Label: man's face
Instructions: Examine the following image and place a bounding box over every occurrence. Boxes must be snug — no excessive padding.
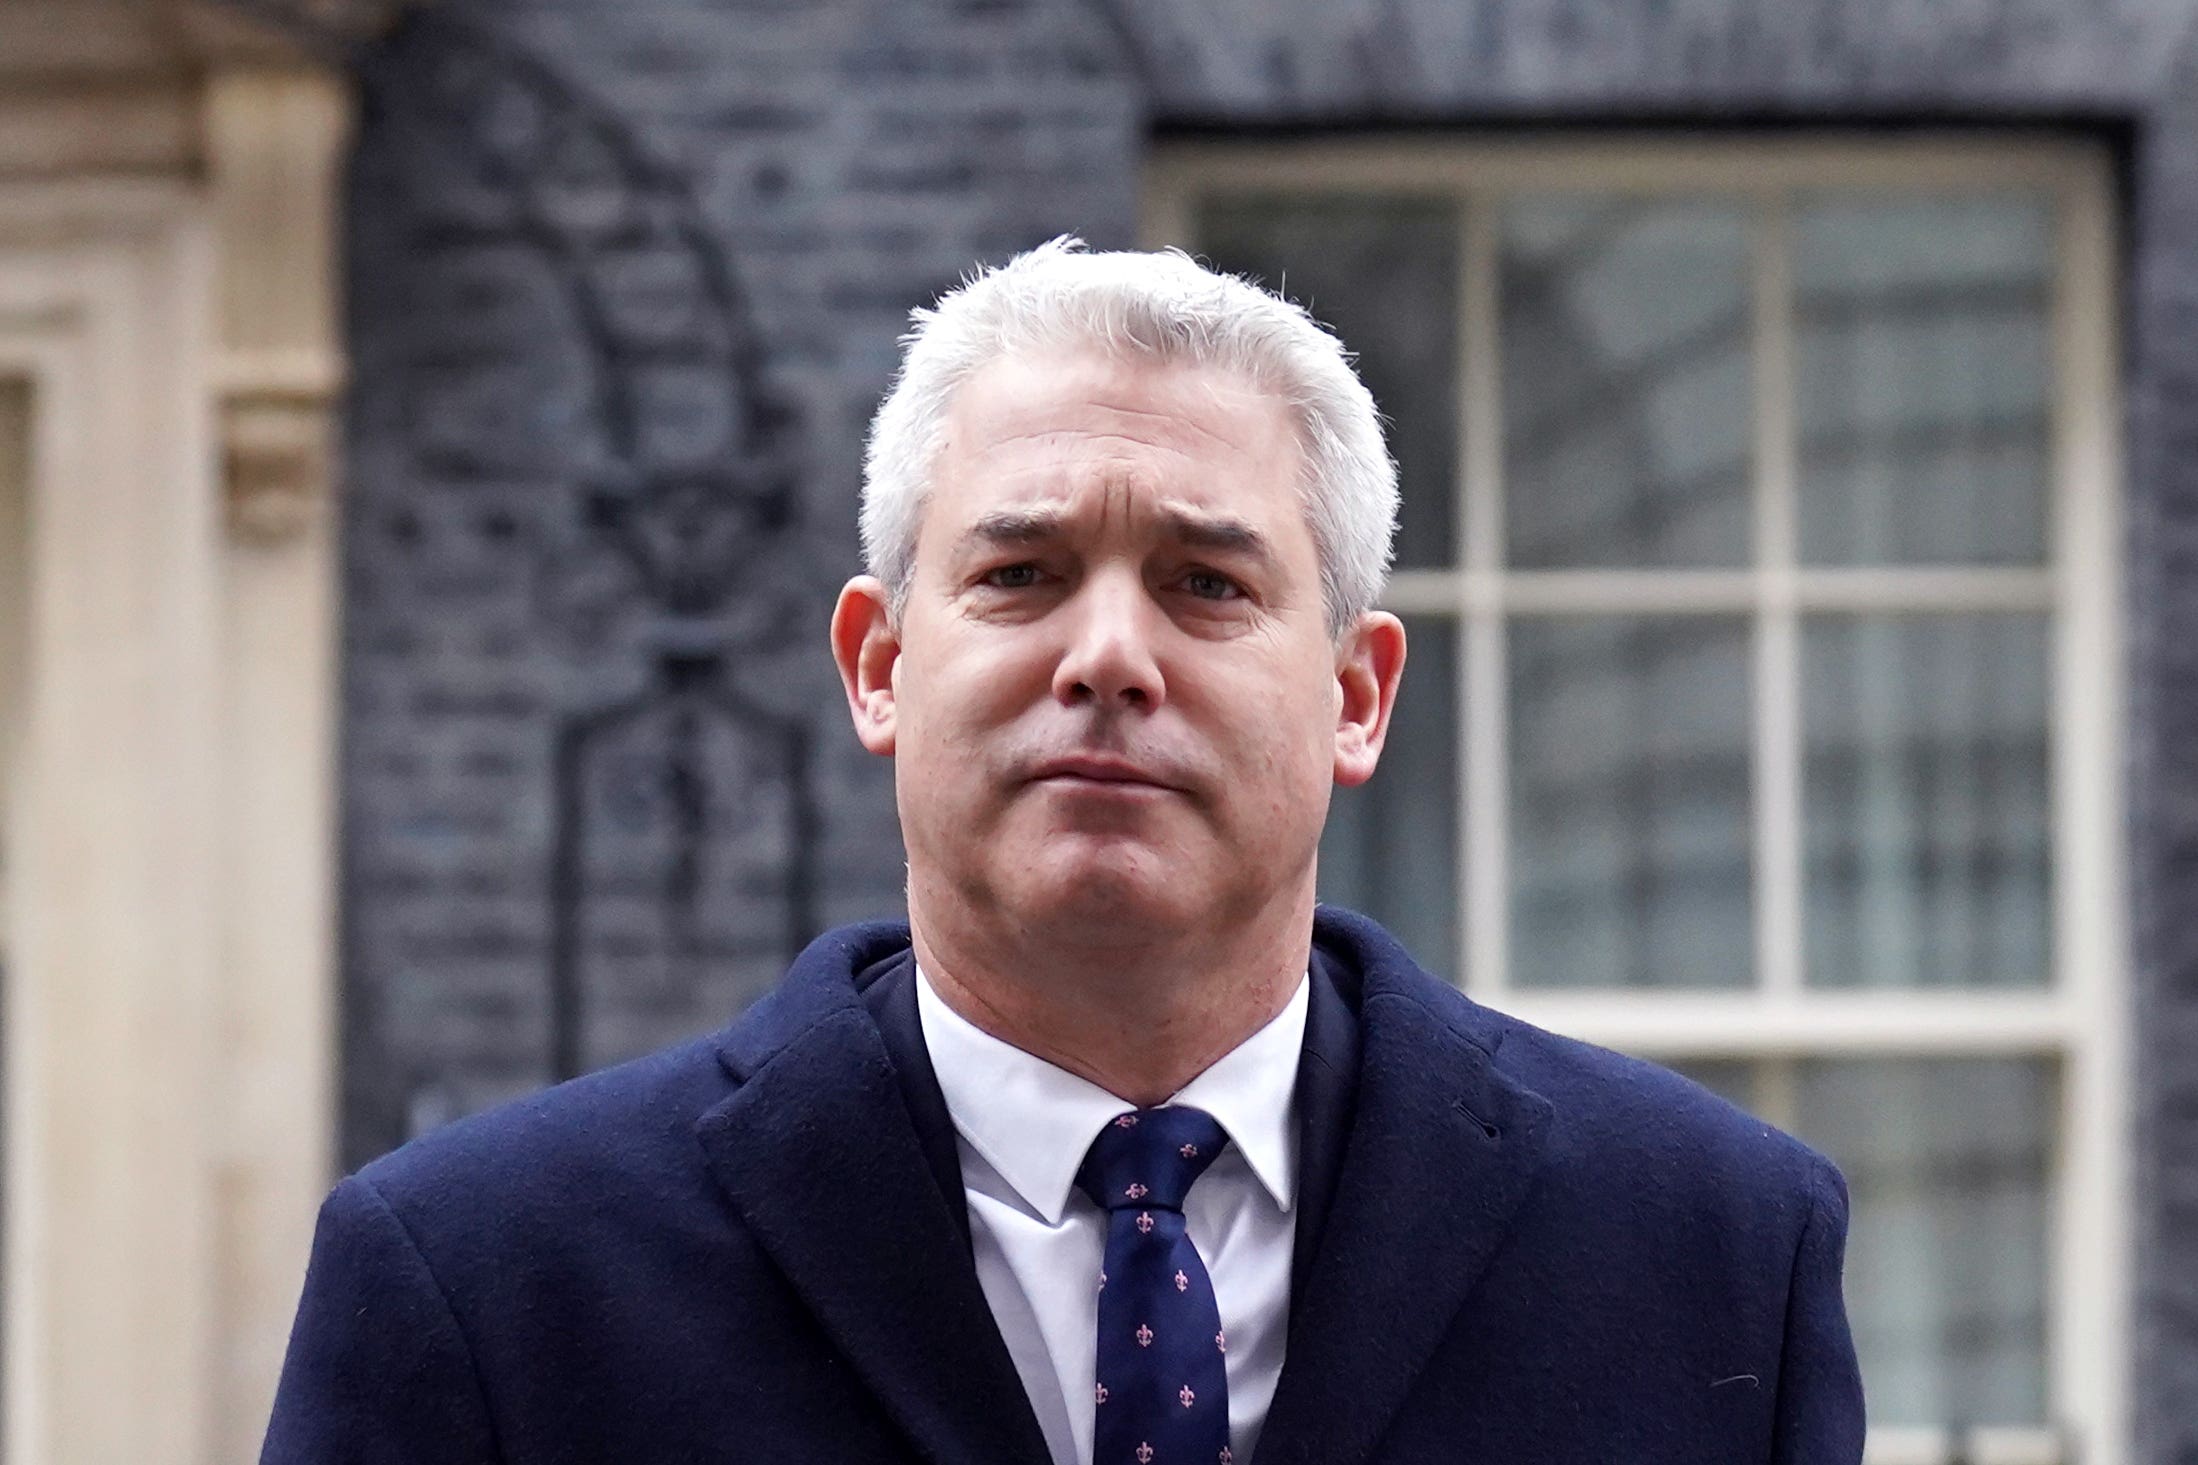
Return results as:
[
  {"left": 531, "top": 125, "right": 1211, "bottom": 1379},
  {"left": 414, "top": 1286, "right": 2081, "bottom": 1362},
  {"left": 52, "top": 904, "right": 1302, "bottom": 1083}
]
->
[{"left": 835, "top": 348, "right": 1402, "bottom": 946}]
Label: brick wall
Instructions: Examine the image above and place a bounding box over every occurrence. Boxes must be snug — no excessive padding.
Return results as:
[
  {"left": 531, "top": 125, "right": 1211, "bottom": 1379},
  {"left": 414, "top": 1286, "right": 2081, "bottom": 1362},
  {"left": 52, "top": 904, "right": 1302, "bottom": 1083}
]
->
[{"left": 339, "top": 0, "right": 1139, "bottom": 1156}]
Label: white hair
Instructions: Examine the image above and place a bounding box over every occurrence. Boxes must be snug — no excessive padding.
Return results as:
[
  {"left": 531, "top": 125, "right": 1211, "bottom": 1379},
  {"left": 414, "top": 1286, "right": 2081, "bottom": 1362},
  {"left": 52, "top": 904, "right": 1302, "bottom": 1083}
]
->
[{"left": 860, "top": 236, "right": 1398, "bottom": 637}]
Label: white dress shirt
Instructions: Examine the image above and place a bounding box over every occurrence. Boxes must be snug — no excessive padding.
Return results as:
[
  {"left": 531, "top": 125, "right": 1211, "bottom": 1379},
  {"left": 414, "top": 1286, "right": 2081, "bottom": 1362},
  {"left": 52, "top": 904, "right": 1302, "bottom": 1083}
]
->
[{"left": 915, "top": 966, "right": 1308, "bottom": 1465}]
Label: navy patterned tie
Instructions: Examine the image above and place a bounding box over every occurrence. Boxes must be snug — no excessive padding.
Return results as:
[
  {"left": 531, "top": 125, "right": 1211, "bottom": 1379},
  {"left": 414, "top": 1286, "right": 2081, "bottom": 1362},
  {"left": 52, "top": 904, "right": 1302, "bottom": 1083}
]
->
[{"left": 1076, "top": 1106, "right": 1233, "bottom": 1465}]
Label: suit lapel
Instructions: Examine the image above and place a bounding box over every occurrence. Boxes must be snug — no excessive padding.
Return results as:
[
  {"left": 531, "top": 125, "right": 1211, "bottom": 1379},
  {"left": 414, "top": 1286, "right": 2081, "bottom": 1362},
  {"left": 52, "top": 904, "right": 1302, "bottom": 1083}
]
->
[
  {"left": 1256, "top": 940, "right": 1554, "bottom": 1465},
  {"left": 695, "top": 946, "right": 1050, "bottom": 1465}
]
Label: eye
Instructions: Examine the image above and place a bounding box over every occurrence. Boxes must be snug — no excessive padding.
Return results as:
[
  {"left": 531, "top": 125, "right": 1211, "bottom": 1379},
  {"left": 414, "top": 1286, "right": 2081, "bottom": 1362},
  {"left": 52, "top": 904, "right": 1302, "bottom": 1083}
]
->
[
  {"left": 1182, "top": 569, "right": 1243, "bottom": 601},
  {"left": 982, "top": 562, "right": 1044, "bottom": 589}
]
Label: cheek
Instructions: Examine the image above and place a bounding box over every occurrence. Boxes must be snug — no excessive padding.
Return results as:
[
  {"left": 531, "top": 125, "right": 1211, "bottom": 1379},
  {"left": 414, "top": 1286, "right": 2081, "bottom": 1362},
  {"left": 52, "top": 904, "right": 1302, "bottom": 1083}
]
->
[
  {"left": 895, "top": 634, "right": 1046, "bottom": 767},
  {"left": 1214, "top": 680, "right": 1337, "bottom": 821}
]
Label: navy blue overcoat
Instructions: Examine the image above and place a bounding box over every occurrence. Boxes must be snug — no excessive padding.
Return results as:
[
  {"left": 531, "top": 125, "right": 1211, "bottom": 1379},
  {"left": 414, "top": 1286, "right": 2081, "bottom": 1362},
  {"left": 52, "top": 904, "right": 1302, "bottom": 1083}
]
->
[{"left": 263, "top": 907, "right": 1864, "bottom": 1463}]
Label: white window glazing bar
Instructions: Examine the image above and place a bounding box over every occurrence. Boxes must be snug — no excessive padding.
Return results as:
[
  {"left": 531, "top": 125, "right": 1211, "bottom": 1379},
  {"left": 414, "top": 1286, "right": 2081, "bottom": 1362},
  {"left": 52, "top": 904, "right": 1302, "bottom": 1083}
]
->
[
  {"left": 1444, "top": 196, "right": 1478, "bottom": 993},
  {"left": 1460, "top": 194, "right": 1507, "bottom": 999},
  {"left": 1753, "top": 190, "right": 1804, "bottom": 1002},
  {"left": 1499, "top": 989, "right": 2076, "bottom": 1057},
  {"left": 1784, "top": 569, "right": 2057, "bottom": 610},
  {"left": 1390, "top": 567, "right": 2056, "bottom": 617},
  {"left": 1863, "top": 1424, "right": 2070, "bottom": 1465},
  {"left": 1391, "top": 568, "right": 2058, "bottom": 619},
  {"left": 1378, "top": 570, "right": 1465, "bottom": 617}
]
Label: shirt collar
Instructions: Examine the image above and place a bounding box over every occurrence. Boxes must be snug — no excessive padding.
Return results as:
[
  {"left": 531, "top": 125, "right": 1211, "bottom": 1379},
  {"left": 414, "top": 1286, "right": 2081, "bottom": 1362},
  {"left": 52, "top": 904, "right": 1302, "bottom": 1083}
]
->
[{"left": 914, "top": 963, "right": 1308, "bottom": 1227}]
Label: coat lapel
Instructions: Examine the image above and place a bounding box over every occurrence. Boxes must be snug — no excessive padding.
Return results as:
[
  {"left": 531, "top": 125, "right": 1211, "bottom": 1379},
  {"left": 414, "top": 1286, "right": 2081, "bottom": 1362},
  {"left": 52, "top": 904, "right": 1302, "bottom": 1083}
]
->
[
  {"left": 1255, "top": 915, "right": 1555, "bottom": 1465},
  {"left": 694, "top": 926, "right": 1051, "bottom": 1465},
  {"left": 1287, "top": 952, "right": 1360, "bottom": 1305},
  {"left": 859, "top": 950, "right": 973, "bottom": 1252}
]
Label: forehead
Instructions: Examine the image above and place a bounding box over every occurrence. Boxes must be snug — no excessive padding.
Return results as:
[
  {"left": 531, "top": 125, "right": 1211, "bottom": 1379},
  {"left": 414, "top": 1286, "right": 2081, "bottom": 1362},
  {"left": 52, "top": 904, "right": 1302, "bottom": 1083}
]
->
[{"left": 929, "top": 349, "right": 1305, "bottom": 528}]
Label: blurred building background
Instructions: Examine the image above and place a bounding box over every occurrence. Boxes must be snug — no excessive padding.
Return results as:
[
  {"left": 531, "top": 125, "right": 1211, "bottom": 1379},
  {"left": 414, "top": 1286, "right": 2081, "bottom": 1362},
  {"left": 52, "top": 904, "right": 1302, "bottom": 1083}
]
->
[{"left": 2, "top": 0, "right": 2196, "bottom": 1461}]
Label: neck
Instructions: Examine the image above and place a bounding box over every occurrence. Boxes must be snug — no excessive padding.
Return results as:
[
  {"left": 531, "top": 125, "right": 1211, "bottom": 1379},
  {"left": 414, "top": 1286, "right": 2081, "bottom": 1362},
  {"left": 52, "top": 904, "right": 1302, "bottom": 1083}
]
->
[{"left": 908, "top": 881, "right": 1313, "bottom": 1108}]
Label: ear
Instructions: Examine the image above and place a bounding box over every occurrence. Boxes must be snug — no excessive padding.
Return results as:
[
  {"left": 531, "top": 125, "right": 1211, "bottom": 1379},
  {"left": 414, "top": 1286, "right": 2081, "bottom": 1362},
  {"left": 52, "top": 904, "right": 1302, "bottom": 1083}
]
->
[
  {"left": 831, "top": 575, "right": 901, "bottom": 757},
  {"left": 1333, "top": 611, "right": 1406, "bottom": 788}
]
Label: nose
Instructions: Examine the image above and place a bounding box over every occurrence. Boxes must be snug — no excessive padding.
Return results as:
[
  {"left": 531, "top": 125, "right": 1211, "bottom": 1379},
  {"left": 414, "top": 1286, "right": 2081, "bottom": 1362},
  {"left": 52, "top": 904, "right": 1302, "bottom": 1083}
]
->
[{"left": 1052, "top": 569, "right": 1166, "bottom": 712}]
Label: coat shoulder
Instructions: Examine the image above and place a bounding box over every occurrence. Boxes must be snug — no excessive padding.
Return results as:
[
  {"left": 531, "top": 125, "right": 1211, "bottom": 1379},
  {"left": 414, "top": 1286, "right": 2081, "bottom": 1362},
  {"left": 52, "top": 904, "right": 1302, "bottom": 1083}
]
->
[
  {"left": 342, "top": 920, "right": 912, "bottom": 1240},
  {"left": 351, "top": 1030, "right": 737, "bottom": 1228},
  {"left": 1471, "top": 994, "right": 1838, "bottom": 1215},
  {"left": 1319, "top": 904, "right": 1837, "bottom": 1215}
]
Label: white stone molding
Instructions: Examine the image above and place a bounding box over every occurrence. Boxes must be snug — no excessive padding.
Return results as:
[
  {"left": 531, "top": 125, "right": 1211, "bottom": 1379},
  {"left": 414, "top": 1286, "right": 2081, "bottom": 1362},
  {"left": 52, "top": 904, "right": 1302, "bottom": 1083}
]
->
[
  {"left": 0, "top": 38, "right": 353, "bottom": 1465},
  {"left": 202, "top": 67, "right": 348, "bottom": 1465},
  {"left": 0, "top": 178, "right": 225, "bottom": 1465}
]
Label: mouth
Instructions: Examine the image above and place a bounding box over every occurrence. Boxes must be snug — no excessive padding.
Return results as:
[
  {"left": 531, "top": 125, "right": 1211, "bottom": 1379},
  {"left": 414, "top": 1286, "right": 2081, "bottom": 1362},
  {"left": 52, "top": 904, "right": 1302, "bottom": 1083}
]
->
[{"left": 1029, "top": 756, "right": 1180, "bottom": 792}]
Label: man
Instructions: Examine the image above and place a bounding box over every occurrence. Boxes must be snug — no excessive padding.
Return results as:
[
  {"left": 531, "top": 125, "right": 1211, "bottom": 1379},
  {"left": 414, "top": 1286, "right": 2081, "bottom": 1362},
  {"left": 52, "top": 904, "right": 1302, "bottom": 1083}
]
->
[{"left": 263, "top": 239, "right": 1864, "bottom": 1464}]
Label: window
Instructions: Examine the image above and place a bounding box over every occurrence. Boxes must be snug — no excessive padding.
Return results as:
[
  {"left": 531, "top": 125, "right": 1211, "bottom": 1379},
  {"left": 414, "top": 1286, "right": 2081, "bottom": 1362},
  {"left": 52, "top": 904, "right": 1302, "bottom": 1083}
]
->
[{"left": 1149, "top": 138, "right": 2127, "bottom": 1465}]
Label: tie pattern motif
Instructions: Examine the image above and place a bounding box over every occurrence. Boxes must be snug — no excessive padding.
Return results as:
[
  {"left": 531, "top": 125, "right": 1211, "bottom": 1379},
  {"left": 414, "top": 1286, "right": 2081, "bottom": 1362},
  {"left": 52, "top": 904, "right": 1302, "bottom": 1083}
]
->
[{"left": 1077, "top": 1106, "right": 1232, "bottom": 1465}]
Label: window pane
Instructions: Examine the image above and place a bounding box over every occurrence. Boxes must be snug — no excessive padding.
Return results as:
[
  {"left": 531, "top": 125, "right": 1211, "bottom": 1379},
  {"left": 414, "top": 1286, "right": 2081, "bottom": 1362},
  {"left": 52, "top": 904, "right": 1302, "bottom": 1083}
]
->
[
  {"left": 1510, "top": 616, "right": 1752, "bottom": 988},
  {"left": 1320, "top": 616, "right": 1458, "bottom": 979},
  {"left": 1803, "top": 613, "right": 2051, "bottom": 989},
  {"left": 1795, "top": 195, "right": 2053, "bottom": 566},
  {"left": 1501, "top": 199, "right": 1752, "bottom": 569},
  {"left": 1797, "top": 1057, "right": 2054, "bottom": 1427},
  {"left": 1195, "top": 194, "right": 1460, "bottom": 568}
]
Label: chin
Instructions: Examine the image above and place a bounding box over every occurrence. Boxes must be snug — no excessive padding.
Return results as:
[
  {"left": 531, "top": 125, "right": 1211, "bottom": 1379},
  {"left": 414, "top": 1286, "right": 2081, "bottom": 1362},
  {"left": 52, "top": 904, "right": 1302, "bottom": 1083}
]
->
[{"left": 1003, "top": 848, "right": 1206, "bottom": 941}]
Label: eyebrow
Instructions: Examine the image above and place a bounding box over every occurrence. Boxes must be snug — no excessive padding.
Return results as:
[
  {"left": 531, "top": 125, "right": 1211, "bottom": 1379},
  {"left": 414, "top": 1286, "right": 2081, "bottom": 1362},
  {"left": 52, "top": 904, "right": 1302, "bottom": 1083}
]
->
[
  {"left": 955, "top": 506, "right": 1281, "bottom": 570},
  {"left": 957, "top": 508, "right": 1067, "bottom": 552}
]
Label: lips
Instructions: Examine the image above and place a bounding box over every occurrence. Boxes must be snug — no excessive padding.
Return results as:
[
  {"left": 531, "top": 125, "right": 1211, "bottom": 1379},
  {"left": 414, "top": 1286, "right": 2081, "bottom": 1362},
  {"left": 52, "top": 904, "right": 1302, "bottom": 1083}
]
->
[{"left": 1029, "top": 755, "right": 1178, "bottom": 790}]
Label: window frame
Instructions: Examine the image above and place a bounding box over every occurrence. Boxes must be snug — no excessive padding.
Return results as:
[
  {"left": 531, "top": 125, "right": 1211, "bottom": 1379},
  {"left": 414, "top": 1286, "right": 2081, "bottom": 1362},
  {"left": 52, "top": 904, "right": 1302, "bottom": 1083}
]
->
[{"left": 1146, "top": 136, "right": 2129, "bottom": 1465}]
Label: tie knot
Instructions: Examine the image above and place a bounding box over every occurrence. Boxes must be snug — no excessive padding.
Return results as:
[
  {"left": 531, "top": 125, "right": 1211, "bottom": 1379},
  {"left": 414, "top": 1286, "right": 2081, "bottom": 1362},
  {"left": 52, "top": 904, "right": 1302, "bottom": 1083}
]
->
[{"left": 1074, "top": 1105, "right": 1230, "bottom": 1213}]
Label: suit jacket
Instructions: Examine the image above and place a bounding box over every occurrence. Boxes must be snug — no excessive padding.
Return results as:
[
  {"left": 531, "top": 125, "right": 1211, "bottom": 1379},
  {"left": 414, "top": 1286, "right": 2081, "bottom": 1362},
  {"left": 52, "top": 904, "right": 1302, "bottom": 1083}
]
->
[{"left": 261, "top": 908, "right": 1865, "bottom": 1464}]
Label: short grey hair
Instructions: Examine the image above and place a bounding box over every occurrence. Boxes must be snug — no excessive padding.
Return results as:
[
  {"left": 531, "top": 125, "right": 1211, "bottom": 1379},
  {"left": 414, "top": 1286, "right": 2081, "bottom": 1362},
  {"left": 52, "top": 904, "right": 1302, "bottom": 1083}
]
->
[{"left": 860, "top": 236, "right": 1397, "bottom": 637}]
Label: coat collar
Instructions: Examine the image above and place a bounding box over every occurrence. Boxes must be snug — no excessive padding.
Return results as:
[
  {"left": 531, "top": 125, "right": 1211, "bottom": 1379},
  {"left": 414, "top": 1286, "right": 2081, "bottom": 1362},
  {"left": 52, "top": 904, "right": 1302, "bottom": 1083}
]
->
[
  {"left": 696, "top": 921, "right": 1053, "bottom": 1465},
  {"left": 1255, "top": 908, "right": 1555, "bottom": 1465},
  {"left": 696, "top": 912, "right": 1553, "bottom": 1465}
]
